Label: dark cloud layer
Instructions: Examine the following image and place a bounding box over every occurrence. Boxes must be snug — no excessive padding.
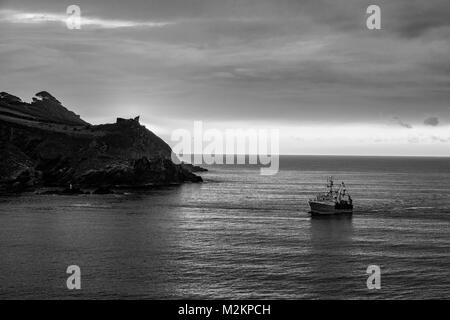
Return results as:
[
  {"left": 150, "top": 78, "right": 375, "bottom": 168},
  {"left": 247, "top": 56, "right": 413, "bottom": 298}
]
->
[
  {"left": 393, "top": 116, "right": 412, "bottom": 129},
  {"left": 424, "top": 117, "right": 439, "bottom": 126},
  {"left": 1, "top": 0, "right": 449, "bottom": 129}
]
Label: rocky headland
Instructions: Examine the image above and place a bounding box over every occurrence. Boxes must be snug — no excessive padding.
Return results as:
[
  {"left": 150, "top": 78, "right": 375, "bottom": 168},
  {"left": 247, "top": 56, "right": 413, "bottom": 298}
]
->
[{"left": 0, "top": 91, "right": 204, "bottom": 194}]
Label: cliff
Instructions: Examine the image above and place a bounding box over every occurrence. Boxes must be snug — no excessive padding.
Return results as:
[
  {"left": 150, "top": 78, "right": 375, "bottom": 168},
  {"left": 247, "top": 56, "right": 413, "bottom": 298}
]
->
[
  {"left": 0, "top": 91, "right": 88, "bottom": 126},
  {"left": 0, "top": 92, "right": 203, "bottom": 193}
]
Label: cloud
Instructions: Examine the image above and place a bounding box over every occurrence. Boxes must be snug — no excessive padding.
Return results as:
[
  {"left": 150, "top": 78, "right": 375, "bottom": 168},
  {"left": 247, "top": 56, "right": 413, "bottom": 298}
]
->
[
  {"left": 1, "top": 0, "right": 450, "bottom": 152},
  {"left": 430, "top": 135, "right": 449, "bottom": 143},
  {"left": 0, "top": 9, "right": 173, "bottom": 29},
  {"left": 392, "top": 116, "right": 412, "bottom": 129},
  {"left": 384, "top": 0, "right": 450, "bottom": 38},
  {"left": 424, "top": 117, "right": 439, "bottom": 126}
]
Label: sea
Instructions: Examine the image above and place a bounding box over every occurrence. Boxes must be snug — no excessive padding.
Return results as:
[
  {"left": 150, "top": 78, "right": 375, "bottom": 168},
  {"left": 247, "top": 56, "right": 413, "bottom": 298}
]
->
[{"left": 0, "top": 156, "right": 449, "bottom": 299}]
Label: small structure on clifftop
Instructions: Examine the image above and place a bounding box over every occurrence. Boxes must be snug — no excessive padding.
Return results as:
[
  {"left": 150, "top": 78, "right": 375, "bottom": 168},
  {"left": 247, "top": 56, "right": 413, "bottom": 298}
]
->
[{"left": 116, "top": 116, "right": 140, "bottom": 124}]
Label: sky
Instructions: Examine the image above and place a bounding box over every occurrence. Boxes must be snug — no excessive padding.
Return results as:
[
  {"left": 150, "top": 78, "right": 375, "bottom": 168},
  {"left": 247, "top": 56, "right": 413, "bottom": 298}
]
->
[{"left": 1, "top": 0, "right": 449, "bottom": 156}]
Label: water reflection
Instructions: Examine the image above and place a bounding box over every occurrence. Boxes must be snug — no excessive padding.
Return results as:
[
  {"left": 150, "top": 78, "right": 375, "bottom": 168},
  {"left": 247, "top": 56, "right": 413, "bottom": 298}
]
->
[
  {"left": 307, "top": 214, "right": 355, "bottom": 298},
  {"left": 310, "top": 214, "right": 353, "bottom": 242}
]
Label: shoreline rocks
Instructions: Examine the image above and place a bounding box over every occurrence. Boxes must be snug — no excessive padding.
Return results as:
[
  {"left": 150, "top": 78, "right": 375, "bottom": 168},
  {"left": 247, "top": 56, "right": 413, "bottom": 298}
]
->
[{"left": 0, "top": 91, "right": 205, "bottom": 194}]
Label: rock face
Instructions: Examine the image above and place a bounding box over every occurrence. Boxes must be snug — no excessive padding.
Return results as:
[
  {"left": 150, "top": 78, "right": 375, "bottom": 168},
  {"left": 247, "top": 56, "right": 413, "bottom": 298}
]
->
[
  {"left": 0, "top": 91, "right": 87, "bottom": 126},
  {"left": 181, "top": 162, "right": 209, "bottom": 172},
  {"left": 0, "top": 92, "right": 203, "bottom": 193}
]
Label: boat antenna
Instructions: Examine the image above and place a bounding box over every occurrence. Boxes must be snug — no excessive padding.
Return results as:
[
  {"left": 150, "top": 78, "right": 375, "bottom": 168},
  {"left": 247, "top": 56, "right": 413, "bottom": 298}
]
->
[{"left": 327, "top": 176, "right": 334, "bottom": 194}]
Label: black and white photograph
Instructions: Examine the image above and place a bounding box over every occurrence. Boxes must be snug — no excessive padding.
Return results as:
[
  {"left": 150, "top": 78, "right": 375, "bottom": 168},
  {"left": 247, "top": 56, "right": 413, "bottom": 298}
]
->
[{"left": 1, "top": 0, "right": 450, "bottom": 305}]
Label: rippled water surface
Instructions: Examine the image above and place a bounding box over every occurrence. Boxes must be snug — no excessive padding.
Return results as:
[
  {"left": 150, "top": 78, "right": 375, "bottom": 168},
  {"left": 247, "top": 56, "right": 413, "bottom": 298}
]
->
[{"left": 1, "top": 156, "right": 449, "bottom": 299}]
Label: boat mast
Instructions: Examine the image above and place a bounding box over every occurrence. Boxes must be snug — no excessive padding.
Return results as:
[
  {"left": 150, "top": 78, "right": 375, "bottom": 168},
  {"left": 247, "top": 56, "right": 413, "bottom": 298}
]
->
[{"left": 327, "top": 176, "right": 334, "bottom": 195}]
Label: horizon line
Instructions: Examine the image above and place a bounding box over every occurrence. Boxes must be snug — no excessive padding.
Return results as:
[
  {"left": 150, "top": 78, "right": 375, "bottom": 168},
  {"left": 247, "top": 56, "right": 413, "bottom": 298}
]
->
[{"left": 181, "top": 153, "right": 450, "bottom": 158}]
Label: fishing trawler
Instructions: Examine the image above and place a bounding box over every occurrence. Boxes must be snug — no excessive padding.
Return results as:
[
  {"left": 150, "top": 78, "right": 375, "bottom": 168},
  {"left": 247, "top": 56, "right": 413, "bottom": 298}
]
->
[{"left": 308, "top": 177, "right": 353, "bottom": 215}]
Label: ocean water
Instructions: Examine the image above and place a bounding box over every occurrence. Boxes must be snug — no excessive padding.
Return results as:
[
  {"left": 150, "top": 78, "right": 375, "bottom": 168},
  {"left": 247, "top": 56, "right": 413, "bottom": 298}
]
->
[{"left": 0, "top": 156, "right": 449, "bottom": 299}]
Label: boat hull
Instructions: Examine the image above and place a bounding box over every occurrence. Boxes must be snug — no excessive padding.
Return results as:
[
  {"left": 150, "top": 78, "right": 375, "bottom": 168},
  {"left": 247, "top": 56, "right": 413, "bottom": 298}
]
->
[{"left": 309, "top": 201, "right": 353, "bottom": 215}]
